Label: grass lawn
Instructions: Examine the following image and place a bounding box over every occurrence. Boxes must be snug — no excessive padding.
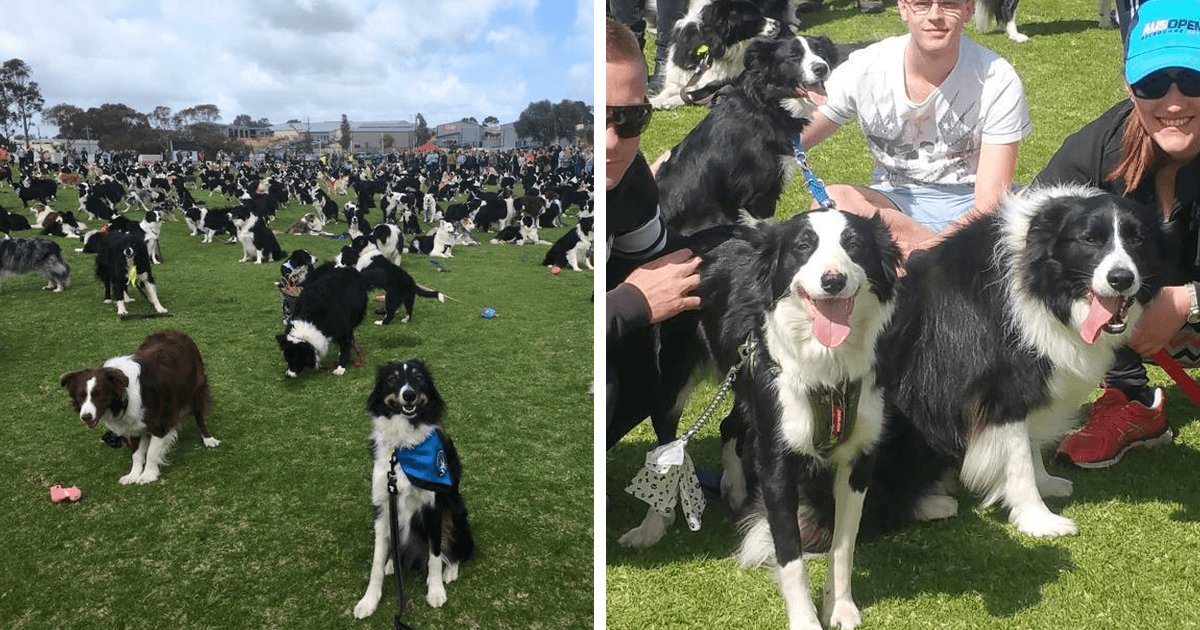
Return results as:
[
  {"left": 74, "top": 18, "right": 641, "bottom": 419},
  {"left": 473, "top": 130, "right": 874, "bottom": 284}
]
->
[
  {"left": 607, "top": 2, "right": 1200, "bottom": 628},
  {"left": 0, "top": 165, "right": 594, "bottom": 629}
]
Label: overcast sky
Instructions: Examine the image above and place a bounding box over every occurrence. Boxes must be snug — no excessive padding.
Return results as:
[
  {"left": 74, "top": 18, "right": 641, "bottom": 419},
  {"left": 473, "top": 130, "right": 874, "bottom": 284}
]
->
[{"left": 0, "top": 0, "right": 594, "bottom": 136}]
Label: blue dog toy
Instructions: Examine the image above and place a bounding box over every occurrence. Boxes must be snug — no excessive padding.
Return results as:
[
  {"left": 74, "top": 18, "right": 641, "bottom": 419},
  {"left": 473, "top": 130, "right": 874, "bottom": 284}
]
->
[{"left": 429, "top": 258, "right": 451, "bottom": 273}]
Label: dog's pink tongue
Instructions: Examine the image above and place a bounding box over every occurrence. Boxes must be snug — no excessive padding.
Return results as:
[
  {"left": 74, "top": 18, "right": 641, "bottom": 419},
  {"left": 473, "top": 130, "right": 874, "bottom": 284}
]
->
[
  {"left": 808, "top": 296, "right": 853, "bottom": 348},
  {"left": 1080, "top": 292, "right": 1122, "bottom": 345}
]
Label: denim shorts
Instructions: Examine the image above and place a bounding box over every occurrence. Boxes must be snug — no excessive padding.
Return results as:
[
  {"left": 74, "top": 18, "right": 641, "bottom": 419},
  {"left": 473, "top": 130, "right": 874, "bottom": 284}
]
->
[{"left": 871, "top": 183, "right": 977, "bottom": 232}]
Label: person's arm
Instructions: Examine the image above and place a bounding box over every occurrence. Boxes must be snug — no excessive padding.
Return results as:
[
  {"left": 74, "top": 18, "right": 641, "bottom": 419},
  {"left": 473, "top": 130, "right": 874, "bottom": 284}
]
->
[
  {"left": 800, "top": 111, "right": 840, "bottom": 151},
  {"left": 605, "top": 249, "right": 702, "bottom": 343}
]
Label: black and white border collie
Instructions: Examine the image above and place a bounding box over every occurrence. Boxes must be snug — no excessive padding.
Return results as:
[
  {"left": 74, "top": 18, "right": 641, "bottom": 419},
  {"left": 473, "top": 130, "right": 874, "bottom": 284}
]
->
[
  {"left": 339, "top": 240, "right": 445, "bottom": 326},
  {"left": 655, "top": 34, "right": 838, "bottom": 235},
  {"left": 541, "top": 215, "right": 594, "bottom": 271},
  {"left": 185, "top": 206, "right": 237, "bottom": 243},
  {"left": 0, "top": 237, "right": 71, "bottom": 292},
  {"left": 353, "top": 360, "right": 474, "bottom": 618},
  {"left": 408, "top": 221, "right": 461, "bottom": 259},
  {"left": 623, "top": 210, "right": 900, "bottom": 630},
  {"left": 231, "top": 206, "right": 287, "bottom": 263},
  {"left": 491, "top": 215, "right": 551, "bottom": 246},
  {"left": 368, "top": 223, "right": 405, "bottom": 267},
  {"left": 93, "top": 231, "right": 168, "bottom": 317},
  {"left": 862, "top": 185, "right": 1166, "bottom": 539},
  {"left": 651, "top": 0, "right": 784, "bottom": 110},
  {"left": 59, "top": 330, "right": 219, "bottom": 485},
  {"left": 141, "top": 209, "right": 164, "bottom": 263},
  {"left": 276, "top": 263, "right": 368, "bottom": 377}
]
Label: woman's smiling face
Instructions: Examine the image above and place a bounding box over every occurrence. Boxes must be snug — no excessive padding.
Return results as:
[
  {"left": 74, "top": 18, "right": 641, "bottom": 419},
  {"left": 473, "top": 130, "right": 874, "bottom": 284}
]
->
[{"left": 1130, "top": 81, "right": 1200, "bottom": 165}]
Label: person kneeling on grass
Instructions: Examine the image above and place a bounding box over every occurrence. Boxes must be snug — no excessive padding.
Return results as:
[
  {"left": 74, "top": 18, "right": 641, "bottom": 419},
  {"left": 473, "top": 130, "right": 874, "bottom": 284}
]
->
[{"left": 1033, "top": 0, "right": 1200, "bottom": 468}]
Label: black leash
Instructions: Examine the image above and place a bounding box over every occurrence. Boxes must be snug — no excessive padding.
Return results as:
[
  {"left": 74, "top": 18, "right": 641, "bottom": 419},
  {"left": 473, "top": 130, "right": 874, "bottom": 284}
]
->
[{"left": 387, "top": 452, "right": 417, "bottom": 630}]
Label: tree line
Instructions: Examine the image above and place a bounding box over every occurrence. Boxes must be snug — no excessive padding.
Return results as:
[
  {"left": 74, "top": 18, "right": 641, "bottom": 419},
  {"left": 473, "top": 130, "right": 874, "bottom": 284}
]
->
[{"left": 0, "top": 58, "right": 593, "bottom": 156}]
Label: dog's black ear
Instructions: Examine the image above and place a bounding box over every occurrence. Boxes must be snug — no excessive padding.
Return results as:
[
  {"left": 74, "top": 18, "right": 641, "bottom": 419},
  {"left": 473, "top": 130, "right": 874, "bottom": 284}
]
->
[
  {"left": 275, "top": 333, "right": 289, "bottom": 350},
  {"left": 808, "top": 35, "right": 840, "bottom": 68},
  {"left": 863, "top": 212, "right": 901, "bottom": 300},
  {"left": 742, "top": 37, "right": 773, "bottom": 78}
]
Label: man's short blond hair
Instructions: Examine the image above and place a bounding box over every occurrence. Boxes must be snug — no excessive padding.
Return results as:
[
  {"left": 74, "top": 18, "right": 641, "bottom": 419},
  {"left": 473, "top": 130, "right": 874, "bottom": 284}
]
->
[{"left": 606, "top": 17, "right": 644, "bottom": 65}]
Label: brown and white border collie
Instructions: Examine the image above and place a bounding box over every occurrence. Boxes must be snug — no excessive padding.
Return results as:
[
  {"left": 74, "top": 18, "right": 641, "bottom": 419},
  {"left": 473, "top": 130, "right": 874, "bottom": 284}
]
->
[{"left": 60, "top": 330, "right": 219, "bottom": 485}]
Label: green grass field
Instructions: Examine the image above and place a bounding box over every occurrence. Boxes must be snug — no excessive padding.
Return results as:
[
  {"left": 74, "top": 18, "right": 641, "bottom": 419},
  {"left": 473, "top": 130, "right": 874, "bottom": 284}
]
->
[
  {"left": 0, "top": 165, "right": 594, "bottom": 629},
  {"left": 607, "top": 2, "right": 1200, "bottom": 629}
]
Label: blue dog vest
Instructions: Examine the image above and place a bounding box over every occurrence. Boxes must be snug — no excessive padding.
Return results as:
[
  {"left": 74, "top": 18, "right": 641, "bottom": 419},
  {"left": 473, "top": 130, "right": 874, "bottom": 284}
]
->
[{"left": 394, "top": 430, "right": 453, "bottom": 492}]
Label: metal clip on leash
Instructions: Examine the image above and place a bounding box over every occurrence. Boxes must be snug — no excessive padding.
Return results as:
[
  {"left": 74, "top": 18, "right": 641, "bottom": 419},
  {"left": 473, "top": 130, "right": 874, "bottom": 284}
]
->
[
  {"left": 791, "top": 129, "right": 836, "bottom": 211},
  {"left": 387, "top": 453, "right": 417, "bottom": 630}
]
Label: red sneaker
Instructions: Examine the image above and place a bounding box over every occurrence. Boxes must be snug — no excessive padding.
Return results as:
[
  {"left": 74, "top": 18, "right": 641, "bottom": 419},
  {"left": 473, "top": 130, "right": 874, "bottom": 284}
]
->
[{"left": 1056, "top": 387, "right": 1172, "bottom": 468}]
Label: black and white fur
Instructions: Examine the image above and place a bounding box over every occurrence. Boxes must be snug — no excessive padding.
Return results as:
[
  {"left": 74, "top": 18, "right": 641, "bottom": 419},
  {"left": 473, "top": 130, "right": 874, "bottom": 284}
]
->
[
  {"left": 93, "top": 231, "right": 168, "bottom": 317},
  {"left": 651, "top": 0, "right": 785, "bottom": 110},
  {"left": 624, "top": 210, "right": 900, "bottom": 630},
  {"left": 655, "top": 34, "right": 838, "bottom": 235},
  {"left": 541, "top": 215, "right": 594, "bottom": 271},
  {"left": 491, "top": 215, "right": 551, "bottom": 246},
  {"left": 0, "top": 237, "right": 71, "bottom": 292},
  {"left": 975, "top": 0, "right": 1027, "bottom": 43},
  {"left": 231, "top": 206, "right": 287, "bottom": 263},
  {"left": 353, "top": 360, "right": 474, "bottom": 618},
  {"left": 408, "top": 221, "right": 460, "bottom": 258},
  {"left": 346, "top": 242, "right": 445, "bottom": 325},
  {"left": 865, "top": 185, "right": 1166, "bottom": 540},
  {"left": 140, "top": 209, "right": 164, "bottom": 264},
  {"left": 276, "top": 263, "right": 367, "bottom": 377}
]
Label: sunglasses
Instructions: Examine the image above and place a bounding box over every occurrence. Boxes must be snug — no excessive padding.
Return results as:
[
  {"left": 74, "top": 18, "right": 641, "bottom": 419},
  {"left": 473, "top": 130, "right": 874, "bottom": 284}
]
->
[
  {"left": 606, "top": 103, "right": 653, "bottom": 139},
  {"left": 1130, "top": 67, "right": 1200, "bottom": 100}
]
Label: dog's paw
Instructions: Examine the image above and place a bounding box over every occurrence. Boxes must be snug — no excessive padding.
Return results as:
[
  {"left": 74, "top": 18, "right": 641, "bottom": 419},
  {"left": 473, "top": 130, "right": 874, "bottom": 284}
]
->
[
  {"left": 1037, "top": 474, "right": 1073, "bottom": 499},
  {"left": 443, "top": 561, "right": 460, "bottom": 583},
  {"left": 154, "top": 306, "right": 168, "bottom": 314},
  {"left": 118, "top": 473, "right": 140, "bottom": 485},
  {"left": 134, "top": 469, "right": 160, "bottom": 484},
  {"left": 384, "top": 558, "right": 394, "bottom": 576},
  {"left": 374, "top": 320, "right": 384, "bottom": 326},
  {"left": 425, "top": 584, "right": 448, "bottom": 608},
  {"left": 203, "top": 437, "right": 221, "bottom": 448},
  {"left": 618, "top": 512, "right": 669, "bottom": 548},
  {"left": 1011, "top": 508, "right": 1077, "bottom": 537},
  {"left": 912, "top": 493, "right": 958, "bottom": 521},
  {"left": 823, "top": 599, "right": 862, "bottom": 630},
  {"left": 332, "top": 366, "right": 346, "bottom": 376},
  {"left": 353, "top": 592, "right": 380, "bottom": 619}
]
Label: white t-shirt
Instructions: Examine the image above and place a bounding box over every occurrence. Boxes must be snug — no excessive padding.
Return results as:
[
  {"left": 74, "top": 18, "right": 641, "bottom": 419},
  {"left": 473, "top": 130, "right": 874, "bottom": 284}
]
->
[{"left": 818, "top": 34, "right": 1031, "bottom": 187}]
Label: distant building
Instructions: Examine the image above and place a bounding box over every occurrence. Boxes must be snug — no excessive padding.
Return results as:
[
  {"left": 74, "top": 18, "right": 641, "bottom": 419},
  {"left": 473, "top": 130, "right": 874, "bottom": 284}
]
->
[
  {"left": 223, "top": 124, "right": 275, "bottom": 142},
  {"left": 348, "top": 120, "right": 416, "bottom": 153},
  {"left": 434, "top": 120, "right": 485, "bottom": 149}
]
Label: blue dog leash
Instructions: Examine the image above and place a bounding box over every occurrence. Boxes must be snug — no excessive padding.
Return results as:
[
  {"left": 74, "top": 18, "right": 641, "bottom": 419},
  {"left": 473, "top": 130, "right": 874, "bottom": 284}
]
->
[{"left": 791, "top": 129, "right": 836, "bottom": 211}]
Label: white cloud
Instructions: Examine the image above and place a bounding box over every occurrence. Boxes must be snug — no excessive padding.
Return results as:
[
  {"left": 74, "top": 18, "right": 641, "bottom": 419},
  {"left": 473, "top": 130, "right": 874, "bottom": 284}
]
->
[{"left": 1, "top": 0, "right": 590, "bottom": 133}]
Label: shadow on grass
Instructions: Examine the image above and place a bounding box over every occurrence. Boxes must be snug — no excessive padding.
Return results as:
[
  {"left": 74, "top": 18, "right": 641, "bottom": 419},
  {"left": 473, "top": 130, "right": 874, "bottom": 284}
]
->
[
  {"left": 852, "top": 508, "right": 1073, "bottom": 618},
  {"left": 608, "top": 435, "right": 1075, "bottom": 618}
]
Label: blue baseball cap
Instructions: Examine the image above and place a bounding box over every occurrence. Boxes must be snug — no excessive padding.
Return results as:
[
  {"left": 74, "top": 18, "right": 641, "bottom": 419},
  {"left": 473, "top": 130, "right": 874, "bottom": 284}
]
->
[{"left": 1125, "top": 1, "right": 1200, "bottom": 84}]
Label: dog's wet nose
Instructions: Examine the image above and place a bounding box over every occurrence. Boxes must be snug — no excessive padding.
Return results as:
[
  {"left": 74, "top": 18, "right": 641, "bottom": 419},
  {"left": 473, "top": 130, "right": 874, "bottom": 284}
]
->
[
  {"left": 1107, "top": 268, "right": 1135, "bottom": 293},
  {"left": 402, "top": 389, "right": 417, "bottom": 403},
  {"left": 821, "top": 271, "right": 847, "bottom": 294},
  {"left": 813, "top": 61, "right": 830, "bottom": 81},
  {"left": 80, "top": 412, "right": 93, "bottom": 423}
]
